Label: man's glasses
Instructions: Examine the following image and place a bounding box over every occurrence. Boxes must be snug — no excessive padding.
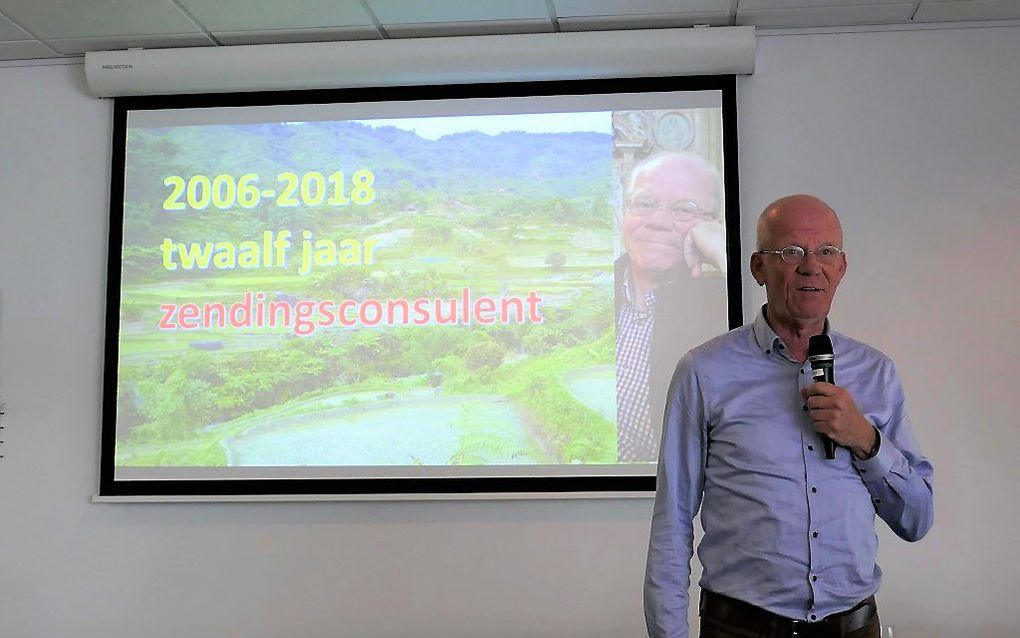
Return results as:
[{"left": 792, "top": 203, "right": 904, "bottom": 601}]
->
[
  {"left": 755, "top": 245, "right": 845, "bottom": 265},
  {"left": 627, "top": 197, "right": 716, "bottom": 223}
]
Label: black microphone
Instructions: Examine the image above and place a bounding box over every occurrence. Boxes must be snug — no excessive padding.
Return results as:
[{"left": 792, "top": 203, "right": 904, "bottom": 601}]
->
[{"left": 807, "top": 334, "right": 837, "bottom": 460}]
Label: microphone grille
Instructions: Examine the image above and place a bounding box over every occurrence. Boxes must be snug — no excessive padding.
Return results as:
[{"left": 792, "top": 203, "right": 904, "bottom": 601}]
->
[{"left": 808, "top": 334, "right": 833, "bottom": 357}]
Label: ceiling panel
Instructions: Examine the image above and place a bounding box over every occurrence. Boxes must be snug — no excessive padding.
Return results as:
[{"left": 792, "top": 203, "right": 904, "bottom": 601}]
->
[
  {"left": 1, "top": 0, "right": 1018, "bottom": 63},
  {"left": 555, "top": 0, "right": 732, "bottom": 16},
  {"left": 0, "top": 0, "right": 200, "bottom": 38},
  {"left": 384, "top": 19, "right": 554, "bottom": 38},
  {"left": 0, "top": 10, "right": 30, "bottom": 39},
  {"left": 738, "top": 0, "right": 908, "bottom": 8},
  {"left": 560, "top": 13, "right": 732, "bottom": 30},
  {"left": 366, "top": 0, "right": 550, "bottom": 24},
  {"left": 914, "top": 0, "right": 1020, "bottom": 21},
  {"left": 213, "top": 27, "right": 381, "bottom": 46},
  {"left": 0, "top": 39, "right": 57, "bottom": 59},
  {"left": 178, "top": 0, "right": 375, "bottom": 31},
  {"left": 737, "top": 3, "right": 916, "bottom": 27},
  {"left": 43, "top": 32, "right": 214, "bottom": 55}
]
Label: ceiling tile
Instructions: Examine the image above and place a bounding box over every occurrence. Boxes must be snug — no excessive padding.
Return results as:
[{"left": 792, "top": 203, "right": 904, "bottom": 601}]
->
[
  {"left": 384, "top": 19, "right": 554, "bottom": 38},
  {"left": 555, "top": 0, "right": 731, "bottom": 16},
  {"left": 43, "top": 32, "right": 214, "bottom": 55},
  {"left": 178, "top": 0, "right": 374, "bottom": 31},
  {"left": 213, "top": 27, "right": 381, "bottom": 46},
  {"left": 914, "top": 0, "right": 1020, "bottom": 21},
  {"left": 738, "top": 0, "right": 908, "bottom": 8},
  {"left": 737, "top": 3, "right": 916, "bottom": 27},
  {"left": 1, "top": 12, "right": 32, "bottom": 40},
  {"left": 366, "top": 0, "right": 550, "bottom": 24},
  {"left": 560, "top": 13, "right": 732, "bottom": 30},
  {"left": 0, "top": 0, "right": 201, "bottom": 39},
  {"left": 0, "top": 39, "right": 58, "bottom": 59}
]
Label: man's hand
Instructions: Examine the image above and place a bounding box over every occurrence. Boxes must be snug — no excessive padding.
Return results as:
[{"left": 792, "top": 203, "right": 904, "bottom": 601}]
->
[
  {"left": 683, "top": 220, "right": 726, "bottom": 278},
  {"left": 800, "top": 382, "right": 877, "bottom": 459}
]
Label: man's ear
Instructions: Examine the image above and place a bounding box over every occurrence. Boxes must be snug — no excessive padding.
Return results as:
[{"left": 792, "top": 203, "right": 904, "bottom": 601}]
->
[{"left": 750, "top": 252, "right": 766, "bottom": 286}]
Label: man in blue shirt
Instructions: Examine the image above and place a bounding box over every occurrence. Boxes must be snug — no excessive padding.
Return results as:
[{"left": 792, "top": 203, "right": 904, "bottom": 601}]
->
[{"left": 644, "top": 194, "right": 934, "bottom": 638}]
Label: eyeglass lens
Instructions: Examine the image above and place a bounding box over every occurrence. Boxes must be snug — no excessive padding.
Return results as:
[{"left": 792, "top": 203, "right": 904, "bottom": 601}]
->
[
  {"left": 779, "top": 246, "right": 842, "bottom": 264},
  {"left": 629, "top": 198, "right": 712, "bottom": 221}
]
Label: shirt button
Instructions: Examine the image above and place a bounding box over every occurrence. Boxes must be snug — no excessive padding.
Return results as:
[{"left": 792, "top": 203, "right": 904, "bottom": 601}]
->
[
  {"left": 812, "top": 575, "right": 818, "bottom": 582},
  {"left": 766, "top": 349, "right": 771, "bottom": 354},
  {"left": 810, "top": 614, "right": 817, "bottom": 621},
  {"left": 811, "top": 487, "right": 817, "bottom": 493},
  {"left": 812, "top": 531, "right": 819, "bottom": 538},
  {"left": 808, "top": 445, "right": 814, "bottom": 451}
]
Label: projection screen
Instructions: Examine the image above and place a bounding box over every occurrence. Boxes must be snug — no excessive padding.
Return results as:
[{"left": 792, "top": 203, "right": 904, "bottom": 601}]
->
[{"left": 99, "top": 76, "right": 741, "bottom": 498}]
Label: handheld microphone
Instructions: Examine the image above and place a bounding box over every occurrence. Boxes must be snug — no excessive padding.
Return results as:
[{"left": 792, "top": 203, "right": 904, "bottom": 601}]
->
[{"left": 807, "top": 334, "right": 837, "bottom": 460}]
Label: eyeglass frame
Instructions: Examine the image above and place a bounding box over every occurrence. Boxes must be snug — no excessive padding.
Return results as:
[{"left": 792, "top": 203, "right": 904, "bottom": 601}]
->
[
  {"left": 754, "top": 245, "right": 846, "bottom": 264},
  {"left": 625, "top": 196, "right": 718, "bottom": 223}
]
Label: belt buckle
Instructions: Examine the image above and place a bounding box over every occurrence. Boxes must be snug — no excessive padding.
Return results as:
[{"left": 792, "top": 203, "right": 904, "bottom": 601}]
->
[{"left": 790, "top": 618, "right": 819, "bottom": 637}]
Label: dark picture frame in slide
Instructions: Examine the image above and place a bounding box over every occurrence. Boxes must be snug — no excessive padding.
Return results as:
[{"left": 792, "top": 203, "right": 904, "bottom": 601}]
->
[{"left": 98, "top": 74, "right": 742, "bottom": 500}]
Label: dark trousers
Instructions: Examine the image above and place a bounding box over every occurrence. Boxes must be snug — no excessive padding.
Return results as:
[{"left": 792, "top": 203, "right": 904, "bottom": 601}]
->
[{"left": 699, "top": 591, "right": 880, "bottom": 638}]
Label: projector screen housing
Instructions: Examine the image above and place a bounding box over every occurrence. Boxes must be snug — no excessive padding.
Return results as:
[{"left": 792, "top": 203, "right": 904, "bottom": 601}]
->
[
  {"left": 99, "top": 75, "right": 742, "bottom": 499},
  {"left": 84, "top": 27, "right": 755, "bottom": 98}
]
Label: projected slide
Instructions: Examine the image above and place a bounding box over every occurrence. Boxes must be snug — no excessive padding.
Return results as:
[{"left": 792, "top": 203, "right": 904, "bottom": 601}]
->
[{"left": 105, "top": 81, "right": 736, "bottom": 490}]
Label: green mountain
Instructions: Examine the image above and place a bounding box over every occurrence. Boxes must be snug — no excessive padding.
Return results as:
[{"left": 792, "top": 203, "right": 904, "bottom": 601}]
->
[{"left": 126, "top": 120, "right": 613, "bottom": 204}]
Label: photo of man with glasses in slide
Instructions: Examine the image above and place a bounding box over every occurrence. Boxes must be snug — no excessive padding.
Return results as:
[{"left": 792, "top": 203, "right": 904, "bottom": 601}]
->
[{"left": 615, "top": 152, "right": 729, "bottom": 462}]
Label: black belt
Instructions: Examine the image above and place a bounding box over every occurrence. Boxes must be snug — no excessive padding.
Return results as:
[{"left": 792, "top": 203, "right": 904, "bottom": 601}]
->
[{"left": 700, "top": 590, "right": 877, "bottom": 637}]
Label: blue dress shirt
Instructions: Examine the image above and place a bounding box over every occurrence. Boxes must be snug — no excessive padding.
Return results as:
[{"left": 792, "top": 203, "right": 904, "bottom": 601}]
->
[{"left": 644, "top": 309, "right": 934, "bottom": 638}]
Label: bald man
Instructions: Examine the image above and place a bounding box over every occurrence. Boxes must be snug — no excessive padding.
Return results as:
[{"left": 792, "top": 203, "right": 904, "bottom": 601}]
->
[
  {"left": 644, "top": 195, "right": 934, "bottom": 638},
  {"left": 615, "top": 153, "right": 728, "bottom": 463}
]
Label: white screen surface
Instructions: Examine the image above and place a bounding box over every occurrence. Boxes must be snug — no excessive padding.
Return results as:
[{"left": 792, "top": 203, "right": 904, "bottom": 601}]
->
[{"left": 103, "top": 79, "right": 738, "bottom": 493}]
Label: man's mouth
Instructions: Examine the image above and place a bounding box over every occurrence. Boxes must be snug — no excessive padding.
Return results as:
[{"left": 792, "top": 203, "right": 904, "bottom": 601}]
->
[
  {"left": 638, "top": 237, "right": 680, "bottom": 247},
  {"left": 798, "top": 287, "right": 824, "bottom": 292}
]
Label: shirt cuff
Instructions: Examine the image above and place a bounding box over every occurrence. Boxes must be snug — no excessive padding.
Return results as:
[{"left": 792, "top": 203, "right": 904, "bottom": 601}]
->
[{"left": 852, "top": 427, "right": 893, "bottom": 480}]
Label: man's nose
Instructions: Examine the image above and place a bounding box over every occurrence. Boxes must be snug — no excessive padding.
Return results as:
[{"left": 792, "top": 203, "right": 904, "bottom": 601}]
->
[
  {"left": 796, "top": 252, "right": 823, "bottom": 274},
  {"left": 645, "top": 206, "right": 676, "bottom": 227}
]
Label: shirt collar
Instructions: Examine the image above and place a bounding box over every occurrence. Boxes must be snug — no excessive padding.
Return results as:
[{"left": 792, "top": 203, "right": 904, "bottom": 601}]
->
[
  {"left": 622, "top": 265, "right": 656, "bottom": 313},
  {"left": 752, "top": 304, "right": 832, "bottom": 356}
]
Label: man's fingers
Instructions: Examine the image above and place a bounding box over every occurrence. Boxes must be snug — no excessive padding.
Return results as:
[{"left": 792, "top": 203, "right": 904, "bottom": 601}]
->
[
  {"left": 805, "top": 395, "right": 829, "bottom": 410},
  {"left": 682, "top": 233, "right": 702, "bottom": 278},
  {"left": 689, "top": 221, "right": 727, "bottom": 273},
  {"left": 801, "top": 382, "right": 839, "bottom": 400},
  {"left": 806, "top": 408, "right": 838, "bottom": 423},
  {"left": 806, "top": 395, "right": 853, "bottom": 414}
]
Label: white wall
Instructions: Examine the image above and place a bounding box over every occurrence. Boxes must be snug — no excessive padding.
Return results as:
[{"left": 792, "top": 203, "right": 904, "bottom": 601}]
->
[
  {"left": 1, "top": 24, "right": 1017, "bottom": 638},
  {"left": 739, "top": 25, "right": 1020, "bottom": 637}
]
